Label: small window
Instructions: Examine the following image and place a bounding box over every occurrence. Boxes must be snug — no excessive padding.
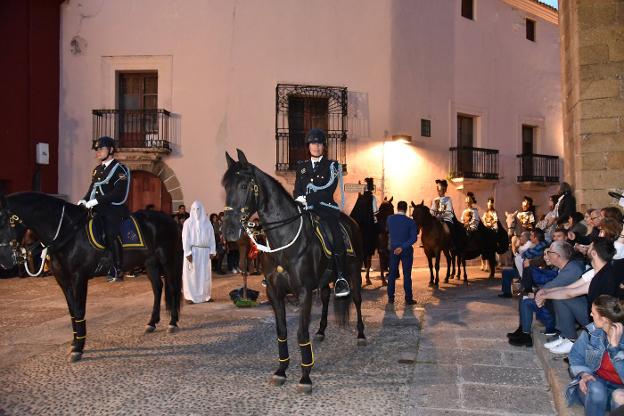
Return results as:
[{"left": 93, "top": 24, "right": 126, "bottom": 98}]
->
[
  {"left": 421, "top": 119, "right": 431, "bottom": 137},
  {"left": 461, "top": 0, "right": 474, "bottom": 20},
  {"left": 526, "top": 19, "right": 536, "bottom": 42},
  {"left": 522, "top": 125, "right": 535, "bottom": 154}
]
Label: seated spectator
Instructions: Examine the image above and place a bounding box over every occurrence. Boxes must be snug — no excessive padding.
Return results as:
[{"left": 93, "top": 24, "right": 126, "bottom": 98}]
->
[
  {"left": 575, "top": 209, "right": 602, "bottom": 245},
  {"left": 508, "top": 241, "right": 584, "bottom": 347},
  {"left": 566, "top": 295, "right": 624, "bottom": 415},
  {"left": 536, "top": 237, "right": 619, "bottom": 354},
  {"left": 603, "top": 206, "right": 624, "bottom": 224},
  {"left": 514, "top": 231, "right": 534, "bottom": 276},
  {"left": 584, "top": 208, "right": 597, "bottom": 236},
  {"left": 568, "top": 212, "right": 588, "bottom": 239}
]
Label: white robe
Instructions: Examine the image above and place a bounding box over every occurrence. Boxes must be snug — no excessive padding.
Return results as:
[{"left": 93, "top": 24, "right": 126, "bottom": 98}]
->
[{"left": 182, "top": 201, "right": 216, "bottom": 303}]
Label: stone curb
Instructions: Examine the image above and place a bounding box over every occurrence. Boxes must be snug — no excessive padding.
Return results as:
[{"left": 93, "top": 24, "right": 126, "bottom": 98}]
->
[{"left": 532, "top": 327, "right": 584, "bottom": 416}]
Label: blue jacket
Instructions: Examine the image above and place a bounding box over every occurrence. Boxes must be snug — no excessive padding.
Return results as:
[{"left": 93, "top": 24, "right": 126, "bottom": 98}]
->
[
  {"left": 522, "top": 241, "right": 548, "bottom": 259},
  {"left": 566, "top": 323, "right": 624, "bottom": 404},
  {"left": 386, "top": 213, "right": 418, "bottom": 251}
]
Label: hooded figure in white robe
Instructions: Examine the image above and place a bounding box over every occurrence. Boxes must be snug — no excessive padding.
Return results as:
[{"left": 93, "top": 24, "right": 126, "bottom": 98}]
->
[{"left": 182, "top": 201, "right": 216, "bottom": 303}]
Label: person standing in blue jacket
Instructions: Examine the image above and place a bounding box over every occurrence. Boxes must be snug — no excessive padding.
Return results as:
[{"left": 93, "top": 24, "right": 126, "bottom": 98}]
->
[{"left": 386, "top": 200, "right": 419, "bottom": 305}]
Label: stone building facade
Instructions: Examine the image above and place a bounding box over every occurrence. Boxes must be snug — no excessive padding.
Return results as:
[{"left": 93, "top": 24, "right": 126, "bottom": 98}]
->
[{"left": 559, "top": 0, "right": 624, "bottom": 210}]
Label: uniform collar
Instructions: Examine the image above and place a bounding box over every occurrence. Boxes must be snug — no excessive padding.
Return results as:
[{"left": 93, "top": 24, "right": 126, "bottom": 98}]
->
[
  {"left": 101, "top": 158, "right": 115, "bottom": 168},
  {"left": 311, "top": 156, "right": 323, "bottom": 164}
]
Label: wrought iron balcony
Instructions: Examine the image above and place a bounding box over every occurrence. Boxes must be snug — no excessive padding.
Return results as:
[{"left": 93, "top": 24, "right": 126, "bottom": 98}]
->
[
  {"left": 92, "top": 109, "right": 172, "bottom": 151},
  {"left": 449, "top": 146, "right": 499, "bottom": 180},
  {"left": 517, "top": 153, "right": 559, "bottom": 183}
]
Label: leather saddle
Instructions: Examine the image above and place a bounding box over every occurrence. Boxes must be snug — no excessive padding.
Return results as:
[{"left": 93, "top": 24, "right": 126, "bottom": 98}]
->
[
  {"left": 86, "top": 215, "right": 146, "bottom": 250},
  {"left": 309, "top": 213, "right": 356, "bottom": 258}
]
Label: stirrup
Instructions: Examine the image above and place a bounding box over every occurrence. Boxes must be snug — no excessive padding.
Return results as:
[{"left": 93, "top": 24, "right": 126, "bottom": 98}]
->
[{"left": 334, "top": 277, "right": 350, "bottom": 298}]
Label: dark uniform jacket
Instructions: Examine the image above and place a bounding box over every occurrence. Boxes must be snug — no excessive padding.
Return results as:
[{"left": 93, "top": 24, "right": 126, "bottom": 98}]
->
[
  {"left": 293, "top": 157, "right": 341, "bottom": 214},
  {"left": 84, "top": 159, "right": 130, "bottom": 215}
]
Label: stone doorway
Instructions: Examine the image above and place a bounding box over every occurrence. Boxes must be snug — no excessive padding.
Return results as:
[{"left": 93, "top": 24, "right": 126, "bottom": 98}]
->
[{"left": 127, "top": 170, "right": 172, "bottom": 214}]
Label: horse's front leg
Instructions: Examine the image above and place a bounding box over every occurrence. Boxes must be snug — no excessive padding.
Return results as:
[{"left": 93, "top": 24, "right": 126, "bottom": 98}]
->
[
  {"left": 364, "top": 256, "right": 372, "bottom": 286},
  {"left": 56, "top": 272, "right": 79, "bottom": 355},
  {"left": 443, "top": 249, "right": 451, "bottom": 283},
  {"left": 267, "top": 285, "right": 289, "bottom": 385},
  {"left": 434, "top": 251, "right": 441, "bottom": 286},
  {"left": 462, "top": 258, "right": 468, "bottom": 282},
  {"left": 315, "top": 285, "right": 331, "bottom": 341},
  {"left": 297, "top": 287, "right": 314, "bottom": 393},
  {"left": 69, "top": 272, "right": 89, "bottom": 362},
  {"left": 426, "top": 254, "right": 435, "bottom": 286}
]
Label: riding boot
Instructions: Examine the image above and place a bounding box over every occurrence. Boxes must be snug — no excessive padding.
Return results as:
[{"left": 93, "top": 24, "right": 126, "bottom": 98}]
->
[
  {"left": 107, "top": 238, "right": 124, "bottom": 282},
  {"left": 332, "top": 253, "right": 350, "bottom": 298}
]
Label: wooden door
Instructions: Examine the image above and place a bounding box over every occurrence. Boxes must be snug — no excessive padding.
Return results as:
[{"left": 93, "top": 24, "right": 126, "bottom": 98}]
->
[
  {"left": 118, "top": 72, "right": 158, "bottom": 147},
  {"left": 457, "top": 115, "right": 474, "bottom": 175},
  {"left": 127, "top": 170, "right": 172, "bottom": 214}
]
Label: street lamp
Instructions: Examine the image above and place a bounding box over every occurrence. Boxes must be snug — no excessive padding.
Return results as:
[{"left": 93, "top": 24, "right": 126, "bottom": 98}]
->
[{"left": 381, "top": 133, "right": 413, "bottom": 198}]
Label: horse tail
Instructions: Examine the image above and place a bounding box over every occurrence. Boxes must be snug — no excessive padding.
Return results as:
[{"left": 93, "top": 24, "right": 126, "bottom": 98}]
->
[{"left": 333, "top": 294, "right": 351, "bottom": 328}]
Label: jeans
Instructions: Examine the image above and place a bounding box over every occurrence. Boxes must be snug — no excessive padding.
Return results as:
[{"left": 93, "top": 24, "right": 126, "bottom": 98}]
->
[
  {"left": 571, "top": 376, "right": 624, "bottom": 415},
  {"left": 501, "top": 268, "right": 518, "bottom": 295},
  {"left": 554, "top": 297, "right": 589, "bottom": 340},
  {"left": 388, "top": 246, "right": 413, "bottom": 301},
  {"left": 520, "top": 297, "right": 555, "bottom": 334}
]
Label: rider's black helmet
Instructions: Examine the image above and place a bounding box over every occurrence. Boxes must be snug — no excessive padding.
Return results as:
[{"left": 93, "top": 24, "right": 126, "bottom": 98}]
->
[
  {"left": 93, "top": 136, "right": 116, "bottom": 150},
  {"left": 304, "top": 128, "right": 327, "bottom": 145}
]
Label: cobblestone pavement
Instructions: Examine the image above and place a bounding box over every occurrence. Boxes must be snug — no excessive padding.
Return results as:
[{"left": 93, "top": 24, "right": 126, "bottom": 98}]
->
[{"left": 0, "top": 263, "right": 556, "bottom": 415}]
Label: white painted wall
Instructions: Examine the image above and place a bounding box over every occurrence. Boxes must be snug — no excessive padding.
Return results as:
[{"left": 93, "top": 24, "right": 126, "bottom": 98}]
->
[{"left": 59, "top": 0, "right": 562, "bottom": 220}]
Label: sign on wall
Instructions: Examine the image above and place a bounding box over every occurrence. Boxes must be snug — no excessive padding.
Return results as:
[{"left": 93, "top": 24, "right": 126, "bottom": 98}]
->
[{"left": 343, "top": 183, "right": 375, "bottom": 193}]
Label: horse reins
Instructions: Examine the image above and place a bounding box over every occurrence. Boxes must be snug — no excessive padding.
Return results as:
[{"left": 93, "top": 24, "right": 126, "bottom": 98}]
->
[
  {"left": 224, "top": 174, "right": 304, "bottom": 253},
  {"left": 3, "top": 203, "right": 69, "bottom": 276}
]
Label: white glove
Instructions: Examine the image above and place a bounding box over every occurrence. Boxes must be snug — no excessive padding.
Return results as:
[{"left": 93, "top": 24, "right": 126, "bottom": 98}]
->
[
  {"left": 85, "top": 199, "right": 99, "bottom": 209},
  {"left": 295, "top": 196, "right": 307, "bottom": 207},
  {"left": 77, "top": 199, "right": 87, "bottom": 206}
]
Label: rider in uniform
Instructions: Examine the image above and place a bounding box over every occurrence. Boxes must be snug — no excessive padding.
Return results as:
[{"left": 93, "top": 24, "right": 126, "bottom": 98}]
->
[
  {"left": 430, "top": 179, "right": 455, "bottom": 233},
  {"left": 293, "top": 128, "right": 350, "bottom": 297},
  {"left": 78, "top": 136, "right": 131, "bottom": 282}
]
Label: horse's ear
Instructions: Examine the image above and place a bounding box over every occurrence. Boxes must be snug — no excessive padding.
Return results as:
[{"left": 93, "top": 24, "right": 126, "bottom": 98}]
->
[
  {"left": 411, "top": 201, "right": 416, "bottom": 208},
  {"left": 389, "top": 196, "right": 393, "bottom": 203},
  {"left": 236, "top": 149, "right": 248, "bottom": 166},
  {"left": 225, "top": 152, "right": 235, "bottom": 169},
  {"left": 420, "top": 199, "right": 424, "bottom": 206}
]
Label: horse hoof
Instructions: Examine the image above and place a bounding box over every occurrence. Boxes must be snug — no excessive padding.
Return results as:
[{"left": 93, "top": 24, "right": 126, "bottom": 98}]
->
[
  {"left": 444, "top": 278, "right": 449, "bottom": 284},
  {"left": 315, "top": 333, "right": 325, "bottom": 342},
  {"left": 69, "top": 352, "right": 82, "bottom": 363},
  {"left": 296, "top": 383, "right": 313, "bottom": 394},
  {"left": 144, "top": 325, "right": 156, "bottom": 334},
  {"left": 269, "top": 375, "right": 287, "bottom": 386},
  {"left": 428, "top": 282, "right": 434, "bottom": 287},
  {"left": 167, "top": 325, "right": 178, "bottom": 334},
  {"left": 357, "top": 338, "right": 367, "bottom": 347}
]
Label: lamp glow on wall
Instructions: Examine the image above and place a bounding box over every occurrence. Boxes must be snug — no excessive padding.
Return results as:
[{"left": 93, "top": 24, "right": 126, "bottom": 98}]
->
[{"left": 380, "top": 133, "right": 414, "bottom": 198}]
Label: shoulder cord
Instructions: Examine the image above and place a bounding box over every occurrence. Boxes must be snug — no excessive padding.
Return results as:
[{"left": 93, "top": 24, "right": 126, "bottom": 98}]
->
[
  {"left": 90, "top": 163, "right": 131, "bottom": 205},
  {"left": 305, "top": 161, "right": 344, "bottom": 210}
]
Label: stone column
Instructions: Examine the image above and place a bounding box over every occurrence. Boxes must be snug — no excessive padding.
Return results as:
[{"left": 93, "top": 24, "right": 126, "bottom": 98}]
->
[{"left": 559, "top": 0, "right": 624, "bottom": 210}]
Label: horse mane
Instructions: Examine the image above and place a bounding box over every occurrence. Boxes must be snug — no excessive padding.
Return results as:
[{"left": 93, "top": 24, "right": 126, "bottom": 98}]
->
[{"left": 8, "top": 192, "right": 85, "bottom": 222}]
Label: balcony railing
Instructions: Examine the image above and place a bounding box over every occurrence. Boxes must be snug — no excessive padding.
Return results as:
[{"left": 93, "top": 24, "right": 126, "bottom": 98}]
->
[
  {"left": 92, "top": 109, "right": 172, "bottom": 150},
  {"left": 449, "top": 146, "right": 499, "bottom": 180},
  {"left": 517, "top": 153, "right": 559, "bottom": 183}
]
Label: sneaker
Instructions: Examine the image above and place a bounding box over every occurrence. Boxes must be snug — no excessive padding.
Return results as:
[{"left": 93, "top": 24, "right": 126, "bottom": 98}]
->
[
  {"left": 549, "top": 338, "right": 574, "bottom": 354},
  {"left": 508, "top": 332, "right": 533, "bottom": 347},
  {"left": 507, "top": 325, "right": 522, "bottom": 339},
  {"left": 544, "top": 336, "right": 565, "bottom": 349},
  {"left": 405, "top": 299, "right": 416, "bottom": 306},
  {"left": 334, "top": 278, "right": 350, "bottom": 298},
  {"left": 541, "top": 329, "right": 558, "bottom": 337}
]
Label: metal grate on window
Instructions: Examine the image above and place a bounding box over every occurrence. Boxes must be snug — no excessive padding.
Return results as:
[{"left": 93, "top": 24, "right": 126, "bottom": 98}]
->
[{"left": 421, "top": 119, "right": 431, "bottom": 137}]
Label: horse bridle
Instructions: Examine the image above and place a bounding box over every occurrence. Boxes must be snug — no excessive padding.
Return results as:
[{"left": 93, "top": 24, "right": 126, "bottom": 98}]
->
[
  {"left": 0, "top": 204, "right": 66, "bottom": 271},
  {"left": 224, "top": 173, "right": 304, "bottom": 253}
]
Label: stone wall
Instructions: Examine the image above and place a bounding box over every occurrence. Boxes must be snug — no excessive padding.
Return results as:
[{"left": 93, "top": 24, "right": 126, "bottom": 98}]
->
[{"left": 560, "top": 0, "right": 624, "bottom": 210}]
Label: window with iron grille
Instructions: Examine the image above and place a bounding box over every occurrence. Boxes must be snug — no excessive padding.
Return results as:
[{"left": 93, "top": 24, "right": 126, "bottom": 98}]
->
[
  {"left": 526, "top": 18, "right": 536, "bottom": 42},
  {"left": 421, "top": 119, "right": 431, "bottom": 137},
  {"left": 275, "top": 84, "right": 348, "bottom": 172},
  {"left": 461, "top": 0, "right": 474, "bottom": 20}
]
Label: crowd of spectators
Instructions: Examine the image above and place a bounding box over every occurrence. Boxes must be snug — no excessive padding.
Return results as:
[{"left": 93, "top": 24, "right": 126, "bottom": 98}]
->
[{"left": 500, "top": 182, "right": 624, "bottom": 415}]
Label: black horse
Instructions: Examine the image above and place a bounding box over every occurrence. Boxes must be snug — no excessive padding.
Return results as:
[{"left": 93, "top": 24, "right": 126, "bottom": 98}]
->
[
  {"left": 451, "top": 219, "right": 509, "bottom": 282},
  {"left": 411, "top": 201, "right": 452, "bottom": 286},
  {"left": 0, "top": 192, "right": 183, "bottom": 362},
  {"left": 350, "top": 195, "right": 394, "bottom": 286},
  {"left": 222, "top": 150, "right": 365, "bottom": 393}
]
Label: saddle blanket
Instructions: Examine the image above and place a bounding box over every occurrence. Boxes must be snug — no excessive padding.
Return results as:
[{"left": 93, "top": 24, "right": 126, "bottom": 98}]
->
[
  {"left": 87, "top": 215, "right": 146, "bottom": 250},
  {"left": 311, "top": 216, "right": 356, "bottom": 258}
]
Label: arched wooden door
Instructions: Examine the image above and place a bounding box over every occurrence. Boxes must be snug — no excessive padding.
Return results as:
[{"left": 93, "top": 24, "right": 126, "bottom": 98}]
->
[{"left": 127, "top": 170, "right": 172, "bottom": 214}]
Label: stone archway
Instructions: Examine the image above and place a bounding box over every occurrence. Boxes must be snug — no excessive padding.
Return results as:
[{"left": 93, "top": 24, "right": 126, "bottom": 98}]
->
[{"left": 115, "top": 151, "right": 184, "bottom": 212}]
